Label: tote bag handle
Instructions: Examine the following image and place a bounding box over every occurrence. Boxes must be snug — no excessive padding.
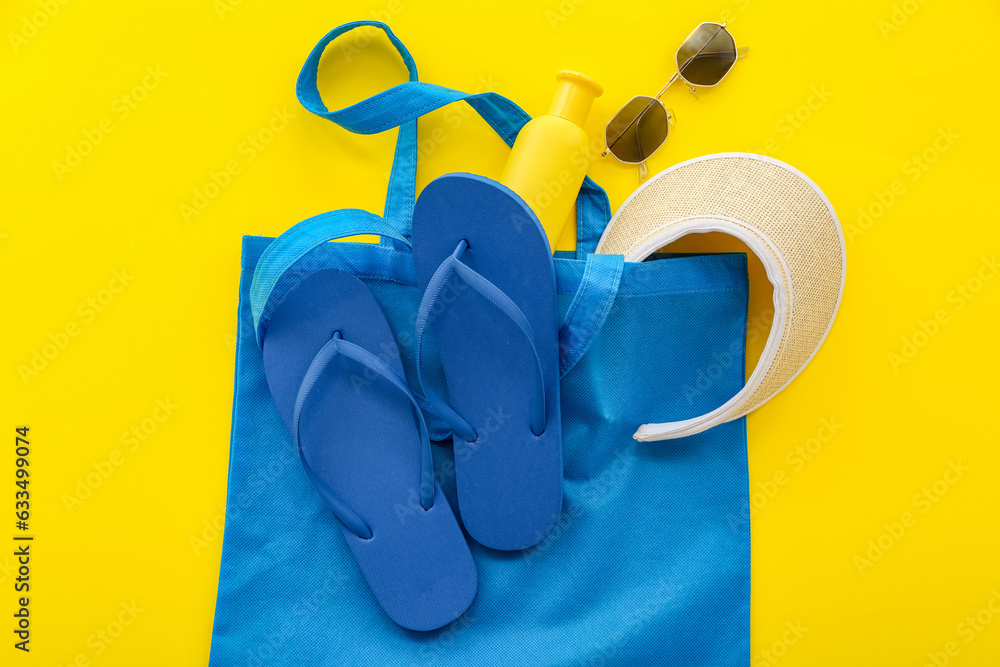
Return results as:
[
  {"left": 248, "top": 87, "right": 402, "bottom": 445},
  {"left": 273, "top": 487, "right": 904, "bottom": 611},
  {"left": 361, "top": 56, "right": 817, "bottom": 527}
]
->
[
  {"left": 294, "top": 21, "right": 612, "bottom": 257},
  {"left": 251, "top": 22, "right": 621, "bottom": 377}
]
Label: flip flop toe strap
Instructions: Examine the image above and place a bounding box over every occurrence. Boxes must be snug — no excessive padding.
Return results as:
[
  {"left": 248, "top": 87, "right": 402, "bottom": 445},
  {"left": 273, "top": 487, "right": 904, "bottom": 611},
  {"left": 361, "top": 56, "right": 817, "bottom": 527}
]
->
[
  {"left": 292, "top": 332, "right": 436, "bottom": 540},
  {"left": 415, "top": 240, "right": 548, "bottom": 440}
]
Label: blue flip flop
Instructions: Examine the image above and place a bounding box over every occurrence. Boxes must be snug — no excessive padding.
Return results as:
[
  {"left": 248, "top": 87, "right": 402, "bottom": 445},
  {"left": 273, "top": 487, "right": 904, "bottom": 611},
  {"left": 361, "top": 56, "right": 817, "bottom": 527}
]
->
[
  {"left": 412, "top": 173, "right": 563, "bottom": 551},
  {"left": 261, "top": 268, "right": 477, "bottom": 631}
]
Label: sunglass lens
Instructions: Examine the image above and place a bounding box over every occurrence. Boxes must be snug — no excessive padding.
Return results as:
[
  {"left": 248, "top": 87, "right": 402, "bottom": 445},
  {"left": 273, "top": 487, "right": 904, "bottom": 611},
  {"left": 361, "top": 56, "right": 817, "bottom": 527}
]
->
[
  {"left": 676, "top": 23, "right": 737, "bottom": 86},
  {"left": 605, "top": 96, "right": 668, "bottom": 163}
]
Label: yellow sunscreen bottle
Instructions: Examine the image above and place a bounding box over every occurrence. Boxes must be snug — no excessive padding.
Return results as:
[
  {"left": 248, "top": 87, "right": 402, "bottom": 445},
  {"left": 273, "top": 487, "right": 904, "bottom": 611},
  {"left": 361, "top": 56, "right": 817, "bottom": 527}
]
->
[{"left": 499, "top": 71, "right": 602, "bottom": 253}]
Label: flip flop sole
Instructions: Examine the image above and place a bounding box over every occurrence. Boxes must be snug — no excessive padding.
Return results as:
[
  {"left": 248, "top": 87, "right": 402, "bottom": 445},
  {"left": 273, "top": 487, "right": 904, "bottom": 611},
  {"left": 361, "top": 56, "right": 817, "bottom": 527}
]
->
[
  {"left": 262, "top": 269, "right": 476, "bottom": 631},
  {"left": 413, "top": 173, "right": 563, "bottom": 551}
]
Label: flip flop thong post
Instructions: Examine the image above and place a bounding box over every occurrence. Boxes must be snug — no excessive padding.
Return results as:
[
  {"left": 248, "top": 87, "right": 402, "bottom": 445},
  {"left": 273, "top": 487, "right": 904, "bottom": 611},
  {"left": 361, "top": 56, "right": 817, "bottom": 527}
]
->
[
  {"left": 412, "top": 173, "right": 563, "bottom": 552},
  {"left": 261, "top": 268, "right": 477, "bottom": 631}
]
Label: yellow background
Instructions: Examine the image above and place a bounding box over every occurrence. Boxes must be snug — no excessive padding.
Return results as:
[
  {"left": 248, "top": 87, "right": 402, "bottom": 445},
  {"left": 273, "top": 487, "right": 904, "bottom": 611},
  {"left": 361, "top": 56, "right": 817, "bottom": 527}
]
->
[{"left": 2, "top": 0, "right": 999, "bottom": 664}]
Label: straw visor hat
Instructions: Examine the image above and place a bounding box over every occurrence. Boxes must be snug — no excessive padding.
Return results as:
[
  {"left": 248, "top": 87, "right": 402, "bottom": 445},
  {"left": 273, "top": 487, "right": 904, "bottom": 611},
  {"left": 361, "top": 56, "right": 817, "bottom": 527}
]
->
[{"left": 596, "top": 153, "right": 846, "bottom": 442}]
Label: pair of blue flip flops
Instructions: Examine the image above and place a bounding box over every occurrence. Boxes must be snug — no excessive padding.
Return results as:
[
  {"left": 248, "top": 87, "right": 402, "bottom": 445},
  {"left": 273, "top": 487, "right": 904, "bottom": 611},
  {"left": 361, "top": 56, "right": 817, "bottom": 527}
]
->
[{"left": 261, "top": 173, "right": 562, "bottom": 631}]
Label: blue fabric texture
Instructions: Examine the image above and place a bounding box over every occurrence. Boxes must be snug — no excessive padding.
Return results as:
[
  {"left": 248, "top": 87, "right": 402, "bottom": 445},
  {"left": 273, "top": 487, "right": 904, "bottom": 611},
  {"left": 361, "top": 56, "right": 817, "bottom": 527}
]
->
[{"left": 210, "top": 20, "right": 749, "bottom": 666}]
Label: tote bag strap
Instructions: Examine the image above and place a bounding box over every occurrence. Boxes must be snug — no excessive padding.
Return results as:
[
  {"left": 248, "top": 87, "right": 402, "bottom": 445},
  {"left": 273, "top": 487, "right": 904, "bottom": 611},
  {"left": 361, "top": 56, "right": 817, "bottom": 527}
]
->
[
  {"left": 250, "top": 208, "right": 410, "bottom": 345},
  {"left": 558, "top": 252, "right": 624, "bottom": 377},
  {"left": 294, "top": 21, "right": 612, "bottom": 256},
  {"left": 251, "top": 21, "right": 619, "bottom": 356}
]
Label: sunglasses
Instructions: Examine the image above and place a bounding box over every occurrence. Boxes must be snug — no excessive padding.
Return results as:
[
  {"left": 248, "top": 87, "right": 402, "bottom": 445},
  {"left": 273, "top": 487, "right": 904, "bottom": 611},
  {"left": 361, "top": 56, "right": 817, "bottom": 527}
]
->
[{"left": 603, "top": 22, "right": 749, "bottom": 172}]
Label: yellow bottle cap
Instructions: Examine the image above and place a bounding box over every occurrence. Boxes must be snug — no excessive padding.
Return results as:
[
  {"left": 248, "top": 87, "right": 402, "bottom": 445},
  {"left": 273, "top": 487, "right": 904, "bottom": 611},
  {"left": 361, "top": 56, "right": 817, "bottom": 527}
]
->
[{"left": 548, "top": 70, "right": 603, "bottom": 126}]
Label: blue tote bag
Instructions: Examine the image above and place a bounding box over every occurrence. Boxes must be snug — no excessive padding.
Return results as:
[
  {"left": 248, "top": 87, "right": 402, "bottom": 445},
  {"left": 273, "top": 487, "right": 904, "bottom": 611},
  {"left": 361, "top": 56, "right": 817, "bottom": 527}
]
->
[{"left": 210, "top": 21, "right": 750, "bottom": 667}]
